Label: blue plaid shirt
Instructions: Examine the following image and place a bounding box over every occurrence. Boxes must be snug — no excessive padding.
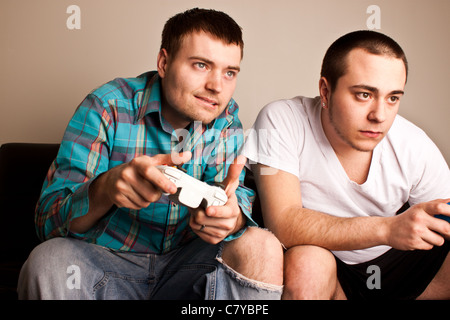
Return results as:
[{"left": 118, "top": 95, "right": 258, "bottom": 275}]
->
[{"left": 36, "top": 71, "right": 256, "bottom": 254}]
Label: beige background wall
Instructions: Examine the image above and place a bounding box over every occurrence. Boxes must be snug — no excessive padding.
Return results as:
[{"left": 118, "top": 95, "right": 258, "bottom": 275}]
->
[{"left": 1, "top": 0, "right": 449, "bottom": 164}]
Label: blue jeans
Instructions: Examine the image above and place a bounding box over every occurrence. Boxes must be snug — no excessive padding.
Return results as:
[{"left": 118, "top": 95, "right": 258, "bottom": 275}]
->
[{"left": 18, "top": 237, "right": 282, "bottom": 299}]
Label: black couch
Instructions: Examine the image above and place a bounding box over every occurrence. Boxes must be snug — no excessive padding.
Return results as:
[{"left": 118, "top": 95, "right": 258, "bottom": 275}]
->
[
  {"left": 0, "top": 142, "right": 264, "bottom": 300},
  {"left": 0, "top": 143, "right": 60, "bottom": 299}
]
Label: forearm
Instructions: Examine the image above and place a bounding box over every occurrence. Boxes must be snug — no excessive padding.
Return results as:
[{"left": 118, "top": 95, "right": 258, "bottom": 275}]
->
[
  {"left": 36, "top": 174, "right": 97, "bottom": 240},
  {"left": 253, "top": 163, "right": 390, "bottom": 251},
  {"left": 270, "top": 206, "right": 390, "bottom": 251},
  {"left": 69, "top": 173, "right": 113, "bottom": 234}
]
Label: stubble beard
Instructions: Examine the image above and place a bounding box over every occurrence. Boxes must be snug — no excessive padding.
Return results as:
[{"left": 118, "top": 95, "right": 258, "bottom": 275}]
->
[{"left": 327, "top": 102, "right": 373, "bottom": 153}]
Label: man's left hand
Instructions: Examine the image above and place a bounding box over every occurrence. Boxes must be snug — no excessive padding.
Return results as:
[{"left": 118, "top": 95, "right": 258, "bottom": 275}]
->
[{"left": 189, "top": 155, "right": 247, "bottom": 244}]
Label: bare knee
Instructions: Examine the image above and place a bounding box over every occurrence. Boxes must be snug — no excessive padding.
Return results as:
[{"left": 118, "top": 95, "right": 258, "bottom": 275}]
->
[
  {"left": 222, "top": 227, "right": 283, "bottom": 285},
  {"left": 283, "top": 245, "right": 344, "bottom": 300}
]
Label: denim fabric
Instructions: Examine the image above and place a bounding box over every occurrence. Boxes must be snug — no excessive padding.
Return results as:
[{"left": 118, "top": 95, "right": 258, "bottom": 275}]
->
[{"left": 18, "top": 237, "right": 282, "bottom": 300}]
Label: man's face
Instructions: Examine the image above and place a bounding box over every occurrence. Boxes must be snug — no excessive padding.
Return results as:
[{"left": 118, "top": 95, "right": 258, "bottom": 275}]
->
[
  {"left": 321, "top": 48, "right": 407, "bottom": 153},
  {"left": 157, "top": 31, "right": 242, "bottom": 130}
]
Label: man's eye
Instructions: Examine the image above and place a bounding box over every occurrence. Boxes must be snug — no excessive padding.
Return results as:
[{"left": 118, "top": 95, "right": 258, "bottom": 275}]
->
[
  {"left": 389, "top": 96, "right": 400, "bottom": 103},
  {"left": 226, "top": 71, "right": 236, "bottom": 78},
  {"left": 195, "top": 62, "right": 206, "bottom": 69},
  {"left": 356, "top": 92, "right": 371, "bottom": 100}
]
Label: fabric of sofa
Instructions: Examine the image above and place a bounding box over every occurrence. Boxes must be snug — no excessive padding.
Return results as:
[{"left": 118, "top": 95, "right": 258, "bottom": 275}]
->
[{"left": 0, "top": 143, "right": 60, "bottom": 299}]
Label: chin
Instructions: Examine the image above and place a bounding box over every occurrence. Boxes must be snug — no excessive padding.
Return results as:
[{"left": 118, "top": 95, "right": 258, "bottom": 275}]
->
[
  {"left": 189, "top": 116, "right": 214, "bottom": 126},
  {"left": 198, "top": 112, "right": 221, "bottom": 125},
  {"left": 353, "top": 142, "right": 379, "bottom": 153}
]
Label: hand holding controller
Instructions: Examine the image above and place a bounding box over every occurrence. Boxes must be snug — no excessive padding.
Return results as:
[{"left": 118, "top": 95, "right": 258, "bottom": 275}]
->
[
  {"left": 435, "top": 202, "right": 450, "bottom": 223},
  {"left": 156, "top": 165, "right": 228, "bottom": 209}
]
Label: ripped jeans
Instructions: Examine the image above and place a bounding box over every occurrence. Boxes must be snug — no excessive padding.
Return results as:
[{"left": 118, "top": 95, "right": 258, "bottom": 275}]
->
[{"left": 18, "top": 236, "right": 282, "bottom": 300}]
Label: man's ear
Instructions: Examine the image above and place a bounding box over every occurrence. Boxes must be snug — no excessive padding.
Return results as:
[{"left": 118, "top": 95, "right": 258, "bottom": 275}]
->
[
  {"left": 157, "top": 48, "right": 169, "bottom": 78},
  {"left": 319, "top": 77, "right": 331, "bottom": 108}
]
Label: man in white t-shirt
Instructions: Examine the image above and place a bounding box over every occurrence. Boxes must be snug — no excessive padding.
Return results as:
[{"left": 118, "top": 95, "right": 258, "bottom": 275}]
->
[{"left": 243, "top": 30, "right": 450, "bottom": 300}]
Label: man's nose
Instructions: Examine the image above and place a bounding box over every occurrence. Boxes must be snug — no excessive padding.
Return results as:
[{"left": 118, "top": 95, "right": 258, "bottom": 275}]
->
[
  {"left": 368, "top": 100, "right": 386, "bottom": 123},
  {"left": 205, "top": 71, "right": 223, "bottom": 93}
]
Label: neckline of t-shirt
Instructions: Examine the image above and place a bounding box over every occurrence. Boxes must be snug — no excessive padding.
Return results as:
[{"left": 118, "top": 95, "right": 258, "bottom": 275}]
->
[{"left": 308, "top": 99, "right": 382, "bottom": 189}]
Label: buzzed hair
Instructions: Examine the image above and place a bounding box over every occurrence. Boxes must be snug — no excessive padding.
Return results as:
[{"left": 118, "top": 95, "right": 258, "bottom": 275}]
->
[{"left": 321, "top": 30, "right": 408, "bottom": 91}]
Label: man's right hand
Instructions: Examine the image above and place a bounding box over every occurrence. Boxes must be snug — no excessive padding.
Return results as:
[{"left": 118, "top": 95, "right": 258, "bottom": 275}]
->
[
  {"left": 101, "top": 152, "right": 192, "bottom": 210},
  {"left": 69, "top": 152, "right": 192, "bottom": 233},
  {"left": 385, "top": 199, "right": 450, "bottom": 251}
]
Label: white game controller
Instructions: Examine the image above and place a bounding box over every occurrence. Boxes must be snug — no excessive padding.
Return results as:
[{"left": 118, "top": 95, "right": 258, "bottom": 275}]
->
[{"left": 156, "top": 165, "right": 228, "bottom": 209}]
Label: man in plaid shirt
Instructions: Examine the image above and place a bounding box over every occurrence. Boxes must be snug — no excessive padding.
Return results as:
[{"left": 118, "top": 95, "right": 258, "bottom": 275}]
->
[{"left": 18, "top": 8, "right": 283, "bottom": 300}]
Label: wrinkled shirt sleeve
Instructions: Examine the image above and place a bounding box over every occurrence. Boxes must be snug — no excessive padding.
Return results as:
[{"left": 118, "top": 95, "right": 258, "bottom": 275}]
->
[{"left": 35, "top": 93, "right": 114, "bottom": 241}]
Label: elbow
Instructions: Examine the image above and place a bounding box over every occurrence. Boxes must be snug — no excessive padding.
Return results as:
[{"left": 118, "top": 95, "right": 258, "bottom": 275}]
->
[
  {"left": 262, "top": 206, "right": 306, "bottom": 249},
  {"left": 264, "top": 218, "right": 296, "bottom": 249}
]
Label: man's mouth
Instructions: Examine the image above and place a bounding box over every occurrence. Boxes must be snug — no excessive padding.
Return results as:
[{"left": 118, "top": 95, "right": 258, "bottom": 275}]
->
[
  {"left": 360, "top": 130, "right": 382, "bottom": 138},
  {"left": 195, "top": 95, "right": 219, "bottom": 108}
]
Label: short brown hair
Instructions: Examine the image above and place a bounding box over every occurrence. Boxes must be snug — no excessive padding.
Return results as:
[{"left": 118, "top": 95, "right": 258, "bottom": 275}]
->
[
  {"left": 160, "top": 8, "right": 244, "bottom": 59},
  {"left": 321, "top": 30, "right": 408, "bottom": 91}
]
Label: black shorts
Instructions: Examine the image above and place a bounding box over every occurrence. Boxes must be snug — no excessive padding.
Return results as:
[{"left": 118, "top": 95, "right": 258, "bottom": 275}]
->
[{"left": 335, "top": 240, "right": 449, "bottom": 300}]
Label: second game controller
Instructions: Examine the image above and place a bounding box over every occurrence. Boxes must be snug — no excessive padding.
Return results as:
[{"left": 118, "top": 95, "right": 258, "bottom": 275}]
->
[{"left": 435, "top": 202, "right": 450, "bottom": 223}]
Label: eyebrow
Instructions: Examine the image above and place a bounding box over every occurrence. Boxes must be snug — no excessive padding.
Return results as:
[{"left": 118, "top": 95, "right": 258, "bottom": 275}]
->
[
  {"left": 189, "top": 56, "right": 241, "bottom": 72},
  {"left": 350, "top": 84, "right": 404, "bottom": 96}
]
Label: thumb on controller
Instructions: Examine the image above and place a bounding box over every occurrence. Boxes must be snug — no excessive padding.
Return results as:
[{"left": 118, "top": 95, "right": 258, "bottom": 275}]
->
[
  {"left": 151, "top": 151, "right": 192, "bottom": 166},
  {"left": 222, "top": 155, "right": 246, "bottom": 196}
]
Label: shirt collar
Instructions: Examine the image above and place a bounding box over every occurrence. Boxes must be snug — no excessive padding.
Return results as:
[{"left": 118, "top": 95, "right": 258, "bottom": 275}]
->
[{"left": 136, "top": 71, "right": 161, "bottom": 122}]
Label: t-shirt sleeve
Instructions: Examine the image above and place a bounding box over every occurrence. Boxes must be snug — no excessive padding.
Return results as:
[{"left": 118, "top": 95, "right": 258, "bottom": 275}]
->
[
  {"left": 407, "top": 131, "right": 450, "bottom": 205},
  {"left": 388, "top": 116, "right": 450, "bottom": 205},
  {"left": 243, "top": 99, "right": 303, "bottom": 178}
]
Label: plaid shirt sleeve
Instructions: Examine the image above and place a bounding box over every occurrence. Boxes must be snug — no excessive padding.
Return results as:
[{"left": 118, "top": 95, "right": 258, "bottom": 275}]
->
[{"left": 35, "top": 92, "right": 115, "bottom": 241}]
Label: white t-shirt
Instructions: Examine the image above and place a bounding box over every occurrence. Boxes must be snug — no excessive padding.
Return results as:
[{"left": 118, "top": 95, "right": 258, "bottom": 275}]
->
[{"left": 243, "top": 96, "right": 450, "bottom": 264}]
